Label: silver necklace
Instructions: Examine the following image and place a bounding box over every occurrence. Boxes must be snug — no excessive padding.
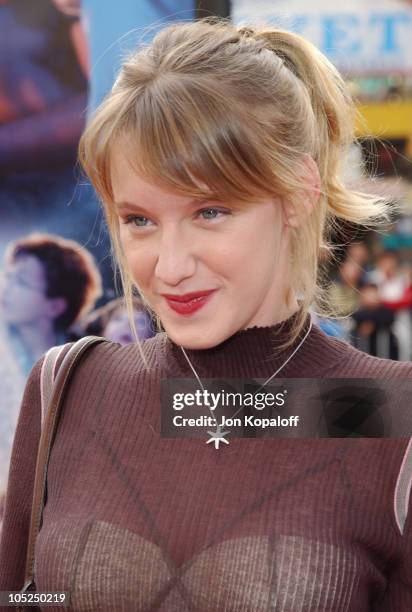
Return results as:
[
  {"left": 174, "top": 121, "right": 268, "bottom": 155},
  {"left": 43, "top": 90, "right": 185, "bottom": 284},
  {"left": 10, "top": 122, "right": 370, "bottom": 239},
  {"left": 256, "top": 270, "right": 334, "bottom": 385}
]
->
[{"left": 180, "top": 318, "right": 313, "bottom": 449}]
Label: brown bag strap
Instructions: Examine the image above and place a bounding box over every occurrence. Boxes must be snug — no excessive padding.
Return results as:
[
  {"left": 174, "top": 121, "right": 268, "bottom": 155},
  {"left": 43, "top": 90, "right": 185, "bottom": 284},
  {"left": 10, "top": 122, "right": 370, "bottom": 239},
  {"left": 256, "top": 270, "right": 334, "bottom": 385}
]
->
[
  {"left": 40, "top": 345, "right": 66, "bottom": 427},
  {"left": 20, "top": 335, "right": 107, "bottom": 594}
]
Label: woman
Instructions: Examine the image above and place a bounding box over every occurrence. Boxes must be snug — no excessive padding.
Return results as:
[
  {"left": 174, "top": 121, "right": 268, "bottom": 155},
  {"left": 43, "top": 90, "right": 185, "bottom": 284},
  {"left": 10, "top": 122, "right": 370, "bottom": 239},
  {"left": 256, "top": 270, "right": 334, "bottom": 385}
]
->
[
  {"left": 0, "top": 233, "right": 101, "bottom": 531},
  {"left": 1, "top": 19, "right": 411, "bottom": 611},
  {"left": 0, "top": 233, "right": 102, "bottom": 374}
]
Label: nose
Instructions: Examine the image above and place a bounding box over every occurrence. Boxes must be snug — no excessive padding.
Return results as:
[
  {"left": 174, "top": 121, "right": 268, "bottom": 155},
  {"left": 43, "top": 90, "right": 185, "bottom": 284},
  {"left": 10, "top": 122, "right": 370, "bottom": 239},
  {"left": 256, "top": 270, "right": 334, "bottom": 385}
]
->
[{"left": 154, "top": 226, "right": 196, "bottom": 286}]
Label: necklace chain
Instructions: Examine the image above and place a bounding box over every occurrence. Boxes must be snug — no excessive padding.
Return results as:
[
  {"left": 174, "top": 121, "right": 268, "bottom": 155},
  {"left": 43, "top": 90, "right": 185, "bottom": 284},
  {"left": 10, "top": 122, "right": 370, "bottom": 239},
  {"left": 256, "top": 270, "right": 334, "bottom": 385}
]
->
[{"left": 180, "top": 318, "right": 313, "bottom": 448}]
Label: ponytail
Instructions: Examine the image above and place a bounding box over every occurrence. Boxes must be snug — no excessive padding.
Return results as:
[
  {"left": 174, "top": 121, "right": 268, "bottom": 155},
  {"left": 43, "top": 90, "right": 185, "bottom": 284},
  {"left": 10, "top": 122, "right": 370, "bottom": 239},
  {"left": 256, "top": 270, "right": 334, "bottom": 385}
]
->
[{"left": 256, "top": 28, "right": 390, "bottom": 226}]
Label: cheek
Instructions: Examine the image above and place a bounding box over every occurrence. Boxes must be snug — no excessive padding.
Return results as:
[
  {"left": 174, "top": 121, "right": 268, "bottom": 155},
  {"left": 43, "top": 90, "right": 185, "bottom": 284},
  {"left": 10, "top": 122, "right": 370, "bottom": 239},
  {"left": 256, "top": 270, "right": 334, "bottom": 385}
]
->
[
  {"left": 127, "top": 248, "right": 158, "bottom": 293},
  {"left": 119, "top": 231, "right": 154, "bottom": 288},
  {"left": 9, "top": 287, "right": 36, "bottom": 308},
  {"left": 8, "top": 292, "right": 45, "bottom": 319},
  {"left": 215, "top": 223, "right": 278, "bottom": 283},
  {"left": 27, "top": 294, "right": 48, "bottom": 314}
]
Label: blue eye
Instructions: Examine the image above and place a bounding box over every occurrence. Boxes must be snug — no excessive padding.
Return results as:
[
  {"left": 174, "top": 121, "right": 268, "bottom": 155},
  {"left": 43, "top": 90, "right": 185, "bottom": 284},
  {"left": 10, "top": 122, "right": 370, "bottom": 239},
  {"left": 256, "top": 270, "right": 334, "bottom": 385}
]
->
[
  {"left": 198, "top": 208, "right": 229, "bottom": 220},
  {"left": 124, "top": 215, "right": 151, "bottom": 227},
  {"left": 201, "top": 208, "right": 218, "bottom": 219}
]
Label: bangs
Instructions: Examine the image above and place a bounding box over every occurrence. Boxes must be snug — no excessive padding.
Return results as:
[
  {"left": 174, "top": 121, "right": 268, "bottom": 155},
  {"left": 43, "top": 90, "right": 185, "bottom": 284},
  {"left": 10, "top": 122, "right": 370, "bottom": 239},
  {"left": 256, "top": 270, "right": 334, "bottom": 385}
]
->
[{"left": 99, "top": 77, "right": 284, "bottom": 205}]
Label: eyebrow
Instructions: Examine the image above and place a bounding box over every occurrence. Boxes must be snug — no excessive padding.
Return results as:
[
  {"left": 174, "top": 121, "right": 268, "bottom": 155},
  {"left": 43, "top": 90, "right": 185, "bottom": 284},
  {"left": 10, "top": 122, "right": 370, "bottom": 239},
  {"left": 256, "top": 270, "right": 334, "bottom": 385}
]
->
[
  {"left": 114, "top": 201, "right": 144, "bottom": 212},
  {"left": 114, "top": 198, "right": 211, "bottom": 212}
]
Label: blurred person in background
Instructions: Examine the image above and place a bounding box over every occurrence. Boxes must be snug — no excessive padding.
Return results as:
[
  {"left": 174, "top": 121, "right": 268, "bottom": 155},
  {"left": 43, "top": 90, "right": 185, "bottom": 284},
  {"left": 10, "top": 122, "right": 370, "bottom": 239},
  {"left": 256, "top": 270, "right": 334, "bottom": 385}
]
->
[
  {"left": 345, "top": 240, "right": 373, "bottom": 284},
  {"left": 0, "top": 0, "right": 113, "bottom": 293},
  {"left": 314, "top": 241, "right": 371, "bottom": 340},
  {"left": 369, "top": 251, "right": 410, "bottom": 305},
  {"left": 369, "top": 250, "right": 412, "bottom": 360},
  {"left": 0, "top": 0, "right": 87, "bottom": 174},
  {"left": 83, "top": 296, "right": 154, "bottom": 344},
  {"left": 0, "top": 233, "right": 102, "bottom": 375},
  {"left": 327, "top": 258, "right": 363, "bottom": 319},
  {"left": 351, "top": 283, "right": 399, "bottom": 360},
  {"left": 0, "top": 233, "right": 101, "bottom": 528}
]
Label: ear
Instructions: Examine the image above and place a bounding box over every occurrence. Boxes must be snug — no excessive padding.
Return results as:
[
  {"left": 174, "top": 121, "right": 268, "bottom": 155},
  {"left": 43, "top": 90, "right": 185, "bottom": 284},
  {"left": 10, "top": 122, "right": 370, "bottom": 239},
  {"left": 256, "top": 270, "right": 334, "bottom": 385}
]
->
[
  {"left": 46, "top": 296, "right": 68, "bottom": 320},
  {"left": 282, "top": 154, "right": 321, "bottom": 229}
]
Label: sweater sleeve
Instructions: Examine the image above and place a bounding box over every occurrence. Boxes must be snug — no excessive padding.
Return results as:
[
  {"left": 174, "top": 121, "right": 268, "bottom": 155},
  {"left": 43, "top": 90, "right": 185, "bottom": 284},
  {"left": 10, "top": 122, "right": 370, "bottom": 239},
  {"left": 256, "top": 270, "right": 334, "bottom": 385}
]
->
[{"left": 0, "top": 357, "right": 44, "bottom": 608}]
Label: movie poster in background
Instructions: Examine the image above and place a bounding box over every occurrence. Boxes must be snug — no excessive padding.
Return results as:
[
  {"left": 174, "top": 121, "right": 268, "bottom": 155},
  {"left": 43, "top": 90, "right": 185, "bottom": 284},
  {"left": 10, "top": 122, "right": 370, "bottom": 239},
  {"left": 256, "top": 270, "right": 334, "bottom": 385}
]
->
[
  {"left": 0, "top": 0, "right": 194, "bottom": 521},
  {"left": 232, "top": 0, "right": 412, "bottom": 75}
]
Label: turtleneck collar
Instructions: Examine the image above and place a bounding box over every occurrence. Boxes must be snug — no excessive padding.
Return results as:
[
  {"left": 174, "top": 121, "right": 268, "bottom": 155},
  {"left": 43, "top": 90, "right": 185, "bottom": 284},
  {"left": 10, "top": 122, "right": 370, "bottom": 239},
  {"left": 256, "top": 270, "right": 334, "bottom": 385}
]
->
[{"left": 164, "top": 308, "right": 346, "bottom": 379}]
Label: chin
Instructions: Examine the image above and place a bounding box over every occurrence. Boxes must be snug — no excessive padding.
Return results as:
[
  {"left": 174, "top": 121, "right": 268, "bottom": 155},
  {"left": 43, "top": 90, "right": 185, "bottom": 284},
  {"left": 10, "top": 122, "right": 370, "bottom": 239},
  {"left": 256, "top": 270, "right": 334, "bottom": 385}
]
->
[{"left": 164, "top": 324, "right": 230, "bottom": 350}]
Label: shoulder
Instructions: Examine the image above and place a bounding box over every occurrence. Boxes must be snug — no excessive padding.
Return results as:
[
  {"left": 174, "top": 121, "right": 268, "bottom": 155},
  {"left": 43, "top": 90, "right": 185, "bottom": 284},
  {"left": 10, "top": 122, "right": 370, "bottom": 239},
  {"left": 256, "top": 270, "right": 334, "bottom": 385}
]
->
[
  {"left": 311, "top": 324, "right": 412, "bottom": 379},
  {"left": 59, "top": 333, "right": 168, "bottom": 381}
]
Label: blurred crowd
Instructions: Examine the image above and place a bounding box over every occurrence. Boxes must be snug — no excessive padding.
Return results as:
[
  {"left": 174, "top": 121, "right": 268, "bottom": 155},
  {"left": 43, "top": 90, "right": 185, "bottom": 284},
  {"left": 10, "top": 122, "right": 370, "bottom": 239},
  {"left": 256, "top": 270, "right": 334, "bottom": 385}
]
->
[{"left": 314, "top": 241, "right": 412, "bottom": 361}]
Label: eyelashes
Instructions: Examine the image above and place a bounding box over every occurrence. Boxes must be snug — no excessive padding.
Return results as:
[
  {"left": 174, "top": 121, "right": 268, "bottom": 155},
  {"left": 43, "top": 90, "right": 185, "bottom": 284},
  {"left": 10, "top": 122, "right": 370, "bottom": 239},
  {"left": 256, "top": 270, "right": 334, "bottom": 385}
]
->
[
  {"left": 121, "top": 207, "right": 232, "bottom": 229},
  {"left": 195, "top": 207, "right": 231, "bottom": 221},
  {"left": 123, "top": 215, "right": 152, "bottom": 227}
]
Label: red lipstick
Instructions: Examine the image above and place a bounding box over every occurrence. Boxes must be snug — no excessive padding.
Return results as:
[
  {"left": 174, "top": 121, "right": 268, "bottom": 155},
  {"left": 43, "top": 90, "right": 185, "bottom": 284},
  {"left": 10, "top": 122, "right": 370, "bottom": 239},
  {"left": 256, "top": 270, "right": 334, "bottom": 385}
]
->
[{"left": 162, "top": 289, "right": 217, "bottom": 315}]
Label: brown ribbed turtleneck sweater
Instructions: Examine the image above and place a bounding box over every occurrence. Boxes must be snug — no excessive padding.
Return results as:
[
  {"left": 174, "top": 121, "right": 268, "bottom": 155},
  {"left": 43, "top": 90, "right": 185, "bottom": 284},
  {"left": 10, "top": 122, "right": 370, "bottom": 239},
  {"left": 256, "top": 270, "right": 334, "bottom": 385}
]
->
[{"left": 1, "top": 311, "right": 412, "bottom": 611}]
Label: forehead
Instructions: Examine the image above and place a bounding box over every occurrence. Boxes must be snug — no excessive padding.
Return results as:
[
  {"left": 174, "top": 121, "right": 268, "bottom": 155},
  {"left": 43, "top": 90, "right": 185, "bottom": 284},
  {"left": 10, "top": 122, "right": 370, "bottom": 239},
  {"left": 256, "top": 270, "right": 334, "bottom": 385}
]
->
[
  {"left": 11, "top": 254, "right": 45, "bottom": 279},
  {"left": 110, "top": 145, "right": 197, "bottom": 211}
]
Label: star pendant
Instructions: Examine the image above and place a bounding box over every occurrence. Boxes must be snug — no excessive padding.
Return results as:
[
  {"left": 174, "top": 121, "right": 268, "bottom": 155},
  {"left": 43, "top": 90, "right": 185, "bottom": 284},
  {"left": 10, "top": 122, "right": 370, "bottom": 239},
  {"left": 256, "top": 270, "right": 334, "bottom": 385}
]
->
[{"left": 206, "top": 424, "right": 231, "bottom": 450}]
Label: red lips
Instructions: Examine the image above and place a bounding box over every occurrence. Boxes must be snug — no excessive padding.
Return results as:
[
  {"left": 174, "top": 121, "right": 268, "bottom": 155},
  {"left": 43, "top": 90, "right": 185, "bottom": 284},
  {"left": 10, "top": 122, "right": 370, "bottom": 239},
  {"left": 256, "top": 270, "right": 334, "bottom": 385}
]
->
[{"left": 162, "top": 289, "right": 217, "bottom": 315}]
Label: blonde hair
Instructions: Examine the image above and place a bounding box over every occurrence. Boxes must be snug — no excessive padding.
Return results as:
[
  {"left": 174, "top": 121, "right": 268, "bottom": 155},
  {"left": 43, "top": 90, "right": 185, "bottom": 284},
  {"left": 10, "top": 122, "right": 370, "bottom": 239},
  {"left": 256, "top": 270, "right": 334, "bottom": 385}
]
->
[{"left": 79, "top": 18, "right": 391, "bottom": 355}]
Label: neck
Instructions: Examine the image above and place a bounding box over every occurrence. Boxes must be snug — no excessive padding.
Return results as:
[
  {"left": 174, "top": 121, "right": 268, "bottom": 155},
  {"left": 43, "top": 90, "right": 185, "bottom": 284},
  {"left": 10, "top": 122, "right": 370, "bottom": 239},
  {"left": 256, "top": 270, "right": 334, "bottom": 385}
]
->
[
  {"left": 167, "top": 307, "right": 315, "bottom": 379},
  {"left": 16, "top": 320, "right": 57, "bottom": 361},
  {"left": 260, "top": 297, "right": 300, "bottom": 329}
]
